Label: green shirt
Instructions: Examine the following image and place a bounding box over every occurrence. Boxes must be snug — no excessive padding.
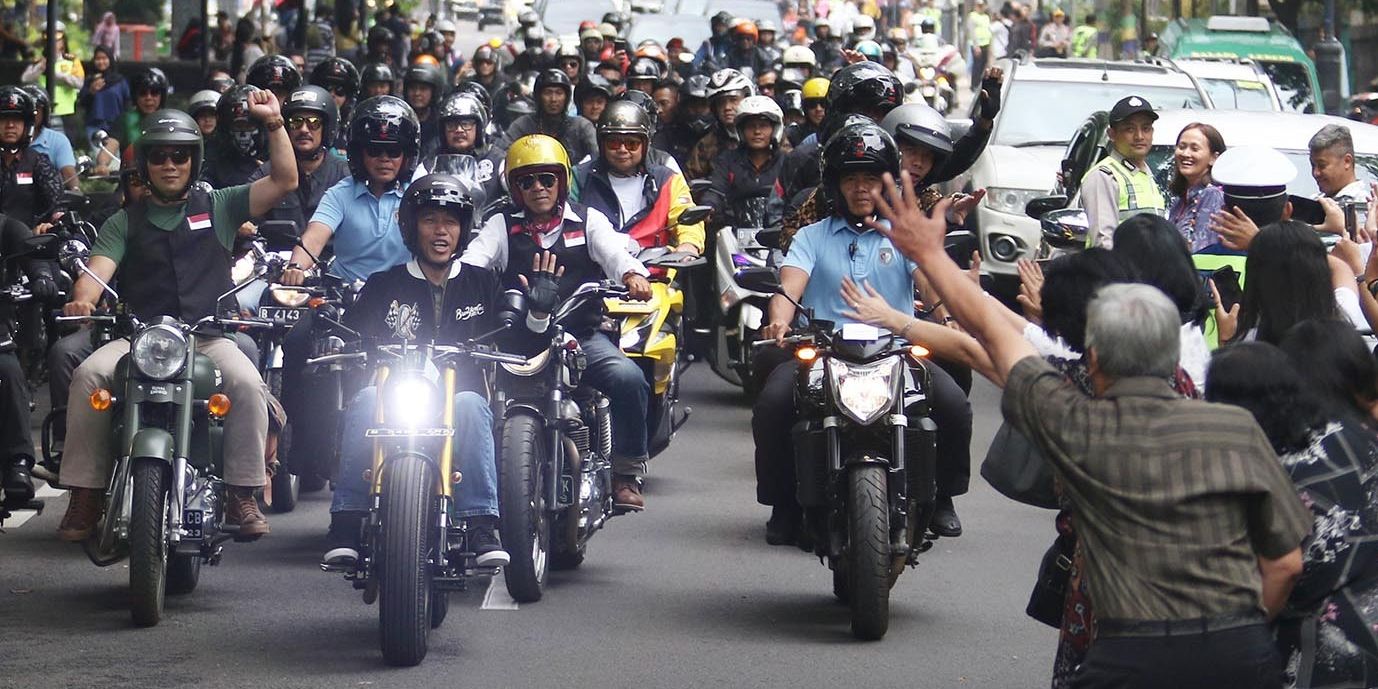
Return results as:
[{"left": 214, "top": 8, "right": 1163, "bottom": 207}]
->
[{"left": 93, "top": 185, "right": 253, "bottom": 266}]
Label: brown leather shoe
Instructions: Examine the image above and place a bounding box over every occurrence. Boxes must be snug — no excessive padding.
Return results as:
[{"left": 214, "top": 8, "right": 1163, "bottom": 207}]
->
[
  {"left": 612, "top": 475, "right": 645, "bottom": 512},
  {"left": 57, "top": 488, "right": 104, "bottom": 542},
  {"left": 226, "top": 486, "right": 270, "bottom": 541}
]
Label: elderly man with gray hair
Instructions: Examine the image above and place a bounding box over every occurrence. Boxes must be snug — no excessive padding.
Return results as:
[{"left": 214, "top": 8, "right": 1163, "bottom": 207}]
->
[
  {"left": 866, "top": 170, "right": 1312, "bottom": 689},
  {"left": 1309, "top": 123, "right": 1371, "bottom": 202}
]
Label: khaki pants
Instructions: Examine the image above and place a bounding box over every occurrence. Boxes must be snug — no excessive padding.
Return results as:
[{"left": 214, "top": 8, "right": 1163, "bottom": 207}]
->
[{"left": 59, "top": 336, "right": 269, "bottom": 489}]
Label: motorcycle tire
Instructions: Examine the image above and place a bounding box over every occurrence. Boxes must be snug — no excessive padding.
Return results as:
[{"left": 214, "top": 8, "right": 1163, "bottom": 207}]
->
[
  {"left": 430, "top": 590, "right": 449, "bottom": 629},
  {"left": 270, "top": 423, "right": 299, "bottom": 513},
  {"left": 166, "top": 552, "right": 202, "bottom": 595},
  {"left": 378, "top": 454, "right": 436, "bottom": 667},
  {"left": 832, "top": 561, "right": 850, "bottom": 604},
  {"left": 498, "top": 413, "right": 548, "bottom": 603},
  {"left": 847, "top": 465, "right": 891, "bottom": 641},
  {"left": 129, "top": 458, "right": 169, "bottom": 627}
]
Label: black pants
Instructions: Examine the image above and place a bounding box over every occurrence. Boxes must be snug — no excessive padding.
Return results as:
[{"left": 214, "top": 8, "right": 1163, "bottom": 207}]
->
[
  {"left": 1073, "top": 624, "right": 1282, "bottom": 689},
  {"left": 0, "top": 351, "right": 32, "bottom": 461},
  {"left": 751, "top": 348, "right": 973, "bottom": 507}
]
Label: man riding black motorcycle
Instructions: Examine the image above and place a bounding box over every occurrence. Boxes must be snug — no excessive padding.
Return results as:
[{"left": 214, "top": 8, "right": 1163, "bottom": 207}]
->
[
  {"left": 322, "top": 173, "right": 510, "bottom": 569},
  {"left": 246, "top": 54, "right": 304, "bottom": 106},
  {"left": 56, "top": 96, "right": 298, "bottom": 543},
  {"left": 249, "top": 85, "right": 349, "bottom": 230},
  {"left": 693, "top": 11, "right": 734, "bottom": 73},
  {"left": 686, "top": 68, "right": 753, "bottom": 180},
  {"left": 576, "top": 74, "right": 616, "bottom": 126},
  {"left": 360, "top": 62, "right": 396, "bottom": 98},
  {"left": 656, "top": 74, "right": 712, "bottom": 170},
  {"left": 0, "top": 87, "right": 61, "bottom": 232},
  {"left": 498, "top": 69, "right": 598, "bottom": 165},
  {"left": 202, "top": 84, "right": 267, "bottom": 189},
  {"left": 0, "top": 213, "right": 58, "bottom": 507},
  {"left": 462, "top": 134, "right": 654, "bottom": 510},
  {"left": 752, "top": 121, "right": 973, "bottom": 544},
  {"left": 310, "top": 56, "right": 361, "bottom": 147},
  {"left": 458, "top": 45, "right": 508, "bottom": 99},
  {"left": 424, "top": 91, "right": 503, "bottom": 203}
]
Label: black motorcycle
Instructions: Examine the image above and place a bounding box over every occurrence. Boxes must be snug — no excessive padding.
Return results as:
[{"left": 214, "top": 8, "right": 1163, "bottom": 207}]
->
[{"left": 739, "top": 268, "right": 939, "bottom": 641}]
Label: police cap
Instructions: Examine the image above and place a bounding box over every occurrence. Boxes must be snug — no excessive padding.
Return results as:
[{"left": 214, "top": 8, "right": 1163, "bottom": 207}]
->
[
  {"left": 1108, "top": 95, "right": 1158, "bottom": 125},
  {"left": 1213, "top": 145, "right": 1295, "bottom": 201}
]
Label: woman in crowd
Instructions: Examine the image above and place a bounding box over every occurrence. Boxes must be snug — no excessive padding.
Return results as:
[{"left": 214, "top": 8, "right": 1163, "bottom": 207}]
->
[
  {"left": 1110, "top": 214, "right": 1211, "bottom": 387},
  {"left": 21, "top": 23, "right": 83, "bottom": 133},
  {"left": 92, "top": 12, "right": 121, "bottom": 58},
  {"left": 1166, "top": 123, "right": 1225, "bottom": 252},
  {"left": 77, "top": 46, "right": 130, "bottom": 148}
]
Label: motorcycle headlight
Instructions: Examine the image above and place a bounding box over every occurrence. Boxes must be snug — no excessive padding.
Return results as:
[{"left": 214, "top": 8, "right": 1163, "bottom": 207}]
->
[
  {"left": 919, "top": 66, "right": 936, "bottom": 80},
  {"left": 985, "top": 187, "right": 1046, "bottom": 216},
  {"left": 131, "top": 325, "right": 188, "bottom": 380},
  {"left": 383, "top": 375, "right": 441, "bottom": 427},
  {"left": 829, "top": 359, "right": 897, "bottom": 425},
  {"left": 500, "top": 348, "right": 551, "bottom": 376},
  {"left": 231, "top": 254, "right": 257, "bottom": 284},
  {"left": 270, "top": 287, "right": 311, "bottom": 307}
]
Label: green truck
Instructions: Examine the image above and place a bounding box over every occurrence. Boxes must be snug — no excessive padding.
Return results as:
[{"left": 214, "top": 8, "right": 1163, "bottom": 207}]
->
[{"left": 1158, "top": 15, "right": 1323, "bottom": 114}]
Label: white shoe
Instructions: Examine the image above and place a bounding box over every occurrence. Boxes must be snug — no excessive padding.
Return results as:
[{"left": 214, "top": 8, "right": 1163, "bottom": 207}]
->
[{"left": 322, "top": 546, "right": 359, "bottom": 567}]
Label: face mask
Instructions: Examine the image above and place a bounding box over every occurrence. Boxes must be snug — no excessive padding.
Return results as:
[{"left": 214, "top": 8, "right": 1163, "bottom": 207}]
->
[
  {"left": 688, "top": 113, "right": 714, "bottom": 136},
  {"left": 231, "top": 126, "right": 259, "bottom": 157}
]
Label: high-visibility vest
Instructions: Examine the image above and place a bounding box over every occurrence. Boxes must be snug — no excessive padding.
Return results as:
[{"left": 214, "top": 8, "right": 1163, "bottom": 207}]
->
[
  {"left": 1082, "top": 155, "right": 1166, "bottom": 248},
  {"left": 968, "top": 12, "right": 992, "bottom": 47},
  {"left": 919, "top": 6, "right": 943, "bottom": 36},
  {"left": 1191, "top": 252, "right": 1248, "bottom": 349},
  {"left": 1070, "top": 25, "right": 1098, "bottom": 57}
]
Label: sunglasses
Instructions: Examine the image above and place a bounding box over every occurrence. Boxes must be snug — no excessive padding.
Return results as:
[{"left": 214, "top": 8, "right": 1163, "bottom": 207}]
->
[
  {"left": 329, "top": 86, "right": 351, "bottom": 97},
  {"left": 603, "top": 137, "right": 643, "bottom": 152},
  {"left": 560, "top": 59, "right": 581, "bottom": 68},
  {"left": 137, "top": 89, "right": 162, "bottom": 99},
  {"left": 516, "top": 172, "right": 558, "bottom": 191},
  {"left": 444, "top": 119, "right": 478, "bottom": 132},
  {"left": 287, "top": 115, "right": 323, "bottom": 131},
  {"left": 365, "top": 144, "right": 404, "bottom": 159},
  {"left": 147, "top": 148, "right": 191, "bottom": 165}
]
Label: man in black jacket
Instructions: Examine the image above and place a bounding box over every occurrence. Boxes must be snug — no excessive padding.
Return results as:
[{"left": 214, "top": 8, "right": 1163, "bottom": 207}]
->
[
  {"left": 0, "top": 87, "right": 61, "bottom": 231},
  {"left": 322, "top": 173, "right": 510, "bottom": 568},
  {"left": 497, "top": 69, "right": 598, "bottom": 165},
  {"left": 0, "top": 213, "right": 58, "bottom": 506}
]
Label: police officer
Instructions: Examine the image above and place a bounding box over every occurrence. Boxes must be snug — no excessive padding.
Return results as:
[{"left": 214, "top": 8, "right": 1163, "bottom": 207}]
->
[{"left": 1083, "top": 95, "right": 1166, "bottom": 249}]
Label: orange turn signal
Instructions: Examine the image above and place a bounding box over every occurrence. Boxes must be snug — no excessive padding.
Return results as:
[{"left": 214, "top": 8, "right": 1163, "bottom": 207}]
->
[
  {"left": 89, "top": 388, "right": 113, "bottom": 411},
  {"left": 908, "top": 345, "right": 930, "bottom": 360},
  {"left": 307, "top": 297, "right": 326, "bottom": 309},
  {"left": 795, "top": 346, "right": 818, "bottom": 363},
  {"left": 208, "top": 393, "right": 232, "bottom": 418}
]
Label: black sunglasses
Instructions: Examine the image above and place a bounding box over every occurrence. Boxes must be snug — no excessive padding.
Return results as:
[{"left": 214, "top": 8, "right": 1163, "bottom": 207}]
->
[
  {"left": 147, "top": 148, "right": 191, "bottom": 165},
  {"left": 287, "top": 115, "right": 324, "bottom": 131},
  {"left": 329, "top": 86, "right": 351, "bottom": 97},
  {"left": 516, "top": 172, "right": 558, "bottom": 191},
  {"left": 365, "top": 144, "right": 404, "bottom": 159}
]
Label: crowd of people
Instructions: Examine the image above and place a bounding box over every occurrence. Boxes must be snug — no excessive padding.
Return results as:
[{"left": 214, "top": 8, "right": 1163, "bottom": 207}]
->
[{"left": 0, "top": 1, "right": 1375, "bottom": 686}]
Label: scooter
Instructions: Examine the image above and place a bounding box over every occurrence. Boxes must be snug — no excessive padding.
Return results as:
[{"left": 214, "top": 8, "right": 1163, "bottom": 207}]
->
[{"left": 707, "top": 223, "right": 781, "bottom": 397}]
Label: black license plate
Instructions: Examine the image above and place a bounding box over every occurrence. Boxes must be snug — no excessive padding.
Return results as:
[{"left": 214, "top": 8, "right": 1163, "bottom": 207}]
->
[
  {"left": 257, "top": 306, "right": 307, "bottom": 323},
  {"left": 184, "top": 509, "right": 203, "bottom": 539}
]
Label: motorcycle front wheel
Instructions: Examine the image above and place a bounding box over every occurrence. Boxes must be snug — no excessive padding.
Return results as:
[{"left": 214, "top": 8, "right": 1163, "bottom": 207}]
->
[
  {"left": 499, "top": 413, "right": 548, "bottom": 603},
  {"left": 129, "top": 458, "right": 168, "bottom": 627},
  {"left": 847, "top": 465, "right": 891, "bottom": 641},
  {"left": 378, "top": 454, "right": 436, "bottom": 667}
]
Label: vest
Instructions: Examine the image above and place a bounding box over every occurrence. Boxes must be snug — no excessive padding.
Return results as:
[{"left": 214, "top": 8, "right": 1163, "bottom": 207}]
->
[
  {"left": 968, "top": 12, "right": 992, "bottom": 46},
  {"left": 1191, "top": 252, "right": 1248, "bottom": 350},
  {"left": 1070, "top": 25, "right": 1098, "bottom": 57},
  {"left": 2, "top": 149, "right": 43, "bottom": 227},
  {"left": 1082, "top": 154, "right": 1166, "bottom": 247},
  {"left": 502, "top": 203, "right": 603, "bottom": 334},
  {"left": 122, "top": 190, "right": 234, "bottom": 323}
]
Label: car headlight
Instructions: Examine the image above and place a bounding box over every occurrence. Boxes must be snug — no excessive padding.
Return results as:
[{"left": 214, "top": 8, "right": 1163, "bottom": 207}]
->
[
  {"left": 985, "top": 187, "right": 1045, "bottom": 215},
  {"left": 829, "top": 359, "right": 897, "bottom": 425},
  {"left": 270, "top": 287, "right": 311, "bottom": 307},
  {"left": 131, "top": 325, "right": 188, "bottom": 380},
  {"left": 383, "top": 375, "right": 441, "bottom": 427}
]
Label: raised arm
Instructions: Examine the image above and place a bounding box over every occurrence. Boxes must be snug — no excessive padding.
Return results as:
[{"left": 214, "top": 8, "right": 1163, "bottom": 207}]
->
[{"left": 246, "top": 89, "right": 298, "bottom": 218}]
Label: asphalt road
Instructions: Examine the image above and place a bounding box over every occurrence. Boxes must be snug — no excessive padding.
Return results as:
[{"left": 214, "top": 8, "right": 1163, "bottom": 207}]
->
[{"left": 1, "top": 362, "right": 1056, "bottom": 689}]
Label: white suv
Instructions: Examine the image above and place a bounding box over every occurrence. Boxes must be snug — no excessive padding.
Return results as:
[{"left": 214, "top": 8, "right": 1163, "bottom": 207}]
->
[{"left": 945, "top": 57, "right": 1209, "bottom": 295}]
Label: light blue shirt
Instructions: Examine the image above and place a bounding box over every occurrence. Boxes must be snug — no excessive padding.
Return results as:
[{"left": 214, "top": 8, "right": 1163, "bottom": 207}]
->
[
  {"left": 783, "top": 215, "right": 919, "bottom": 327},
  {"left": 31, "top": 127, "right": 76, "bottom": 171},
  {"left": 311, "top": 176, "right": 410, "bottom": 283}
]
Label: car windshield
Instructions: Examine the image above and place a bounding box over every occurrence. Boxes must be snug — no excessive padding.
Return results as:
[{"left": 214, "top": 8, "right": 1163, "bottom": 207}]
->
[
  {"left": 994, "top": 81, "right": 1206, "bottom": 147},
  {"left": 1258, "top": 61, "right": 1315, "bottom": 113},
  {"left": 1200, "top": 78, "right": 1276, "bottom": 111},
  {"left": 631, "top": 17, "right": 713, "bottom": 52},
  {"left": 543, "top": 2, "right": 618, "bottom": 35},
  {"left": 1146, "top": 146, "right": 1378, "bottom": 197}
]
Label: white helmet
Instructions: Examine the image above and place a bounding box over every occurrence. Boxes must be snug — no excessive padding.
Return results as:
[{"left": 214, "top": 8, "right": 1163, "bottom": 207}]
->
[
  {"left": 707, "top": 68, "right": 754, "bottom": 100},
  {"left": 782, "top": 45, "right": 817, "bottom": 68},
  {"left": 851, "top": 15, "right": 876, "bottom": 38},
  {"left": 735, "top": 95, "right": 784, "bottom": 145}
]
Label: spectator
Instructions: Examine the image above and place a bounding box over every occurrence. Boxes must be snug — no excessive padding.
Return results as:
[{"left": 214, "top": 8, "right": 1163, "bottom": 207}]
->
[
  {"left": 21, "top": 22, "right": 84, "bottom": 134},
  {"left": 1037, "top": 8, "right": 1071, "bottom": 57},
  {"left": 1309, "top": 124, "right": 1372, "bottom": 203},
  {"left": 176, "top": 18, "right": 204, "bottom": 60},
  {"left": 230, "top": 18, "right": 265, "bottom": 83},
  {"left": 1008, "top": 3, "right": 1033, "bottom": 56},
  {"left": 966, "top": 1, "right": 992, "bottom": 90},
  {"left": 92, "top": 12, "right": 121, "bottom": 59},
  {"left": 77, "top": 45, "right": 131, "bottom": 150},
  {"left": 212, "top": 12, "right": 233, "bottom": 61},
  {"left": 1167, "top": 123, "right": 1226, "bottom": 252},
  {"left": 990, "top": 4, "right": 1010, "bottom": 61}
]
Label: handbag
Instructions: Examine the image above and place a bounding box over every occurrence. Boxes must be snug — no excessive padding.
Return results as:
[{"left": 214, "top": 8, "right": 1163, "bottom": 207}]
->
[
  {"left": 979, "top": 422, "right": 1059, "bottom": 510},
  {"left": 1026, "top": 532, "right": 1075, "bottom": 628}
]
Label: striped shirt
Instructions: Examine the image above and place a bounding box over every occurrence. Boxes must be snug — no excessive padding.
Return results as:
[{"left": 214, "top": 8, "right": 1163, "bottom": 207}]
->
[{"left": 1002, "top": 356, "right": 1312, "bottom": 621}]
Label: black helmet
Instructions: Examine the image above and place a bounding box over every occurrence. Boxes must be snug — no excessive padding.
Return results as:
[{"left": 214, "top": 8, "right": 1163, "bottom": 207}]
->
[
  {"left": 711, "top": 10, "right": 734, "bottom": 29},
  {"left": 216, "top": 85, "right": 266, "bottom": 158},
  {"left": 367, "top": 25, "right": 394, "bottom": 48},
  {"left": 821, "top": 120, "right": 899, "bottom": 218},
  {"left": 131, "top": 67, "right": 169, "bottom": 107},
  {"left": 437, "top": 92, "right": 490, "bottom": 150},
  {"left": 680, "top": 73, "right": 710, "bottom": 101},
  {"left": 577, "top": 74, "right": 616, "bottom": 103},
  {"left": 398, "top": 173, "right": 476, "bottom": 256},
  {"left": 403, "top": 62, "right": 447, "bottom": 96},
  {"left": 617, "top": 90, "right": 659, "bottom": 134},
  {"left": 533, "top": 69, "right": 574, "bottom": 104},
  {"left": 522, "top": 26, "right": 547, "bottom": 50},
  {"left": 207, "top": 72, "right": 236, "bottom": 93},
  {"left": 346, "top": 95, "right": 420, "bottom": 185},
  {"left": 283, "top": 85, "right": 340, "bottom": 150},
  {"left": 454, "top": 80, "right": 492, "bottom": 111},
  {"left": 0, "top": 86, "right": 34, "bottom": 149},
  {"left": 414, "top": 31, "right": 445, "bottom": 60},
  {"left": 598, "top": 99, "right": 652, "bottom": 147},
  {"left": 246, "top": 54, "right": 303, "bottom": 95},
  {"left": 828, "top": 62, "right": 902, "bottom": 117},
  {"left": 310, "top": 57, "right": 360, "bottom": 99},
  {"left": 137, "top": 109, "right": 204, "bottom": 201},
  {"left": 361, "top": 62, "right": 395, "bottom": 91},
  {"left": 472, "top": 45, "right": 499, "bottom": 64},
  {"left": 18, "top": 84, "right": 48, "bottom": 121},
  {"left": 627, "top": 57, "right": 663, "bottom": 84}
]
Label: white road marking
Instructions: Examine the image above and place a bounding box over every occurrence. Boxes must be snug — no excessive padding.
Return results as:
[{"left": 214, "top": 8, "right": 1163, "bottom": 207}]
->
[
  {"left": 480, "top": 576, "right": 519, "bottom": 610},
  {"left": 36, "top": 485, "right": 63, "bottom": 499}
]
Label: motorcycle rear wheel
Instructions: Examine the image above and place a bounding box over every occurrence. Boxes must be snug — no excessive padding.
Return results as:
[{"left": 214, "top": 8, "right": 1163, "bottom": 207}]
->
[
  {"left": 499, "top": 414, "right": 548, "bottom": 603},
  {"left": 166, "top": 552, "right": 201, "bottom": 595},
  {"left": 378, "top": 454, "right": 436, "bottom": 666},
  {"left": 129, "top": 458, "right": 168, "bottom": 627},
  {"left": 847, "top": 465, "right": 891, "bottom": 641}
]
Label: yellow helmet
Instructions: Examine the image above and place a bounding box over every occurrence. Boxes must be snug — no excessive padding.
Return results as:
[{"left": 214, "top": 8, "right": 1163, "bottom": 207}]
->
[
  {"left": 802, "top": 77, "right": 830, "bottom": 101},
  {"left": 504, "top": 134, "right": 572, "bottom": 206}
]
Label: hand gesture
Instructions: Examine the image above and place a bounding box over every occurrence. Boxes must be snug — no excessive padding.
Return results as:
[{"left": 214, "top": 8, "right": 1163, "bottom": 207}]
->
[
  {"left": 517, "top": 251, "right": 564, "bottom": 315},
  {"left": 1317, "top": 196, "right": 1345, "bottom": 236},
  {"left": 948, "top": 189, "right": 986, "bottom": 225},
  {"left": 1209, "top": 206, "right": 1260, "bottom": 252},
  {"left": 1015, "top": 258, "right": 1043, "bottom": 323},
  {"left": 1333, "top": 235, "right": 1364, "bottom": 277},
  {"left": 863, "top": 170, "right": 953, "bottom": 262},
  {"left": 977, "top": 67, "right": 1003, "bottom": 121},
  {"left": 247, "top": 88, "right": 281, "bottom": 122}
]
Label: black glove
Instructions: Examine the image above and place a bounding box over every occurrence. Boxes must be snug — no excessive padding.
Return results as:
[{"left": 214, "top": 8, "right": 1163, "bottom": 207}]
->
[
  {"left": 28, "top": 276, "right": 58, "bottom": 302},
  {"left": 978, "top": 73, "right": 1002, "bottom": 122},
  {"left": 526, "top": 271, "right": 561, "bottom": 316}
]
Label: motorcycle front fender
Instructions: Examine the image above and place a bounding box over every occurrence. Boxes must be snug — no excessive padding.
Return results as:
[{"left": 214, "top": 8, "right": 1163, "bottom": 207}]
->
[{"left": 127, "top": 427, "right": 175, "bottom": 464}]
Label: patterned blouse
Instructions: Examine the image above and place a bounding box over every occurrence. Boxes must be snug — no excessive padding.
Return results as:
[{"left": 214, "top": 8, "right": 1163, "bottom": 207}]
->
[{"left": 1167, "top": 181, "right": 1225, "bottom": 253}]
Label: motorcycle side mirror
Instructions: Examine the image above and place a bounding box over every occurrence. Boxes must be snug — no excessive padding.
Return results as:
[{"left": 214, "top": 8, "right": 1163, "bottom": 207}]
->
[
  {"left": 689, "top": 179, "right": 713, "bottom": 197},
  {"left": 1025, "top": 194, "right": 1069, "bottom": 220},
  {"left": 497, "top": 288, "right": 528, "bottom": 326},
  {"left": 675, "top": 205, "right": 713, "bottom": 227},
  {"left": 58, "top": 238, "right": 90, "bottom": 273},
  {"left": 735, "top": 266, "right": 782, "bottom": 294},
  {"left": 61, "top": 189, "right": 90, "bottom": 212},
  {"left": 20, "top": 232, "right": 59, "bottom": 259},
  {"left": 258, "top": 220, "right": 301, "bottom": 250},
  {"left": 754, "top": 227, "right": 783, "bottom": 250},
  {"left": 1040, "top": 208, "right": 1089, "bottom": 250}
]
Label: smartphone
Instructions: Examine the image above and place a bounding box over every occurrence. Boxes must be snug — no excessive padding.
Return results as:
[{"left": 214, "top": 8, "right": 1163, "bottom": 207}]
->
[
  {"left": 1208, "top": 266, "right": 1243, "bottom": 312},
  {"left": 613, "top": 38, "right": 629, "bottom": 53}
]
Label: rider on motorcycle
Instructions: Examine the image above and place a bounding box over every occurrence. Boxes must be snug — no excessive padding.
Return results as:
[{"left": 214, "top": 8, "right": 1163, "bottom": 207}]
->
[
  {"left": 249, "top": 85, "right": 350, "bottom": 230},
  {"left": 462, "top": 134, "right": 655, "bottom": 510},
  {"left": 576, "top": 74, "right": 616, "bottom": 126},
  {"left": 117, "top": 67, "right": 169, "bottom": 158},
  {"left": 457, "top": 46, "right": 509, "bottom": 99},
  {"left": 202, "top": 85, "right": 267, "bottom": 190},
  {"left": 615, "top": 90, "right": 685, "bottom": 174},
  {"left": 56, "top": 97, "right": 298, "bottom": 543},
  {"left": 22, "top": 85, "right": 79, "bottom": 191},
  {"left": 322, "top": 173, "right": 511, "bottom": 568},
  {"left": 498, "top": 69, "right": 598, "bottom": 166},
  {"left": 572, "top": 100, "right": 704, "bottom": 254},
  {"left": 723, "top": 20, "right": 769, "bottom": 80},
  {"left": 246, "top": 54, "right": 304, "bottom": 106},
  {"left": 786, "top": 77, "right": 828, "bottom": 147},
  {"left": 402, "top": 62, "right": 447, "bottom": 159},
  {"left": 0, "top": 87, "right": 62, "bottom": 231},
  {"left": 0, "top": 213, "right": 58, "bottom": 507},
  {"left": 423, "top": 92, "right": 504, "bottom": 203},
  {"left": 310, "top": 57, "right": 361, "bottom": 147},
  {"left": 752, "top": 121, "right": 973, "bottom": 544},
  {"left": 693, "top": 11, "right": 735, "bottom": 73},
  {"left": 360, "top": 62, "right": 397, "bottom": 99},
  {"left": 655, "top": 75, "right": 713, "bottom": 170},
  {"left": 701, "top": 95, "right": 786, "bottom": 230},
  {"left": 686, "top": 68, "right": 753, "bottom": 180}
]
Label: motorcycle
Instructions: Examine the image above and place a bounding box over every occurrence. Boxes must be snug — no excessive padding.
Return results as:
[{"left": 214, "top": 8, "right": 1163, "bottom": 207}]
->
[
  {"left": 906, "top": 48, "right": 957, "bottom": 113},
  {"left": 602, "top": 205, "right": 712, "bottom": 457},
  {"left": 496, "top": 282, "right": 627, "bottom": 603},
  {"left": 708, "top": 219, "right": 781, "bottom": 397},
  {"left": 315, "top": 326, "right": 528, "bottom": 666},
  {"left": 738, "top": 267, "right": 939, "bottom": 641},
  {"left": 48, "top": 238, "right": 274, "bottom": 627}
]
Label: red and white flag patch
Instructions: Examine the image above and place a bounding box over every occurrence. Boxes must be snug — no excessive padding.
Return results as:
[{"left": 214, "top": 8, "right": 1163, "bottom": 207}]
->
[
  {"left": 563, "top": 228, "right": 586, "bottom": 247},
  {"left": 188, "top": 213, "right": 212, "bottom": 231},
  {"left": 15, "top": 172, "right": 31, "bottom": 185}
]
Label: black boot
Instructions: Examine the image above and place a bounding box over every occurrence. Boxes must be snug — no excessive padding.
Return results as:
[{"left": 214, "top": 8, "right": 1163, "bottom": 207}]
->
[
  {"left": 466, "top": 516, "right": 510, "bottom": 567},
  {"left": 322, "top": 510, "right": 366, "bottom": 566},
  {"left": 765, "top": 504, "right": 801, "bottom": 546},
  {"left": 930, "top": 495, "right": 962, "bottom": 538},
  {"left": 2, "top": 456, "right": 35, "bottom": 505}
]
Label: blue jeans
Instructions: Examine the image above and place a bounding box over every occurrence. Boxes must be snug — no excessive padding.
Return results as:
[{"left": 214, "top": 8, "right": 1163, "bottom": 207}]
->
[
  {"left": 580, "top": 332, "right": 650, "bottom": 477},
  {"left": 331, "top": 387, "right": 499, "bottom": 518}
]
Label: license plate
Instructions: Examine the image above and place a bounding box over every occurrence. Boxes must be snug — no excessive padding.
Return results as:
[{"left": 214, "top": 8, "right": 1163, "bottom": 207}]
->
[
  {"left": 365, "top": 427, "right": 455, "bottom": 438},
  {"left": 184, "top": 509, "right": 203, "bottom": 539},
  {"left": 257, "top": 306, "right": 307, "bottom": 323}
]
